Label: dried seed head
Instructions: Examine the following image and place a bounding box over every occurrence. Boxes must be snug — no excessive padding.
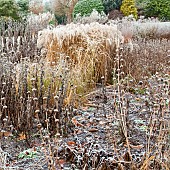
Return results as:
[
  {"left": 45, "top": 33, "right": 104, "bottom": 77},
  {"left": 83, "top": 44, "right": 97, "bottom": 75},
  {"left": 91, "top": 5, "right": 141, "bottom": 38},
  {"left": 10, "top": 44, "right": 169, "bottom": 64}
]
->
[
  {"left": 3, "top": 105, "right": 7, "bottom": 109},
  {"left": 138, "top": 81, "right": 143, "bottom": 85},
  {"left": 32, "top": 88, "right": 37, "bottom": 91},
  {"left": 56, "top": 133, "right": 60, "bottom": 137},
  {"left": 35, "top": 110, "right": 40, "bottom": 113},
  {"left": 43, "top": 97, "right": 47, "bottom": 100},
  {"left": 3, "top": 118, "right": 8, "bottom": 122},
  {"left": 44, "top": 135, "right": 50, "bottom": 139},
  {"left": 30, "top": 78, "right": 36, "bottom": 82},
  {"left": 54, "top": 95, "right": 59, "bottom": 100},
  {"left": 54, "top": 109, "right": 58, "bottom": 112},
  {"left": 66, "top": 56, "right": 70, "bottom": 60},
  {"left": 33, "top": 97, "right": 38, "bottom": 101},
  {"left": 154, "top": 104, "right": 159, "bottom": 108},
  {"left": 55, "top": 119, "right": 59, "bottom": 122},
  {"left": 45, "top": 119, "right": 49, "bottom": 123},
  {"left": 41, "top": 142, "right": 46, "bottom": 146},
  {"left": 37, "top": 124, "right": 42, "bottom": 129},
  {"left": 27, "top": 91, "right": 31, "bottom": 94},
  {"left": 65, "top": 68, "right": 70, "bottom": 72},
  {"left": 101, "top": 76, "right": 105, "bottom": 80}
]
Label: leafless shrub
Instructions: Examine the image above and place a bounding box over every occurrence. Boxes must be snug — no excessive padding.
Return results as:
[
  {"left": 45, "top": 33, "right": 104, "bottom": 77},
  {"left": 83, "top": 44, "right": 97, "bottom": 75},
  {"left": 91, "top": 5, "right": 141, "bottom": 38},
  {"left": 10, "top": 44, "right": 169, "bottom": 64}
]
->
[{"left": 122, "top": 39, "right": 170, "bottom": 82}]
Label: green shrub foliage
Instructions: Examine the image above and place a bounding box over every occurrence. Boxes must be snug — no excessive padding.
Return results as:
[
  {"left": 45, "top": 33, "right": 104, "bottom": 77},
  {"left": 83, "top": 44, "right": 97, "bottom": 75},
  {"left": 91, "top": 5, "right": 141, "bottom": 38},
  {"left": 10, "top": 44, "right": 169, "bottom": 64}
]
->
[
  {"left": 102, "top": 0, "right": 122, "bottom": 14},
  {"left": 120, "top": 0, "right": 138, "bottom": 19},
  {"left": 144, "top": 0, "right": 170, "bottom": 21},
  {"left": 55, "top": 14, "right": 67, "bottom": 25},
  {"left": 73, "top": 0, "right": 104, "bottom": 17},
  {"left": 0, "top": 0, "right": 20, "bottom": 20},
  {"left": 16, "top": 0, "right": 29, "bottom": 17}
]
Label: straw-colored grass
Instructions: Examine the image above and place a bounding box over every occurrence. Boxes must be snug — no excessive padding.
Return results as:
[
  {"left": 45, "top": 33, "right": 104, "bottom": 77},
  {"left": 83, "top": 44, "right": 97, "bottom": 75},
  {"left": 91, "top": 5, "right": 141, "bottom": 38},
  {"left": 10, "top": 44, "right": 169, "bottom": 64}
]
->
[{"left": 37, "top": 22, "right": 124, "bottom": 88}]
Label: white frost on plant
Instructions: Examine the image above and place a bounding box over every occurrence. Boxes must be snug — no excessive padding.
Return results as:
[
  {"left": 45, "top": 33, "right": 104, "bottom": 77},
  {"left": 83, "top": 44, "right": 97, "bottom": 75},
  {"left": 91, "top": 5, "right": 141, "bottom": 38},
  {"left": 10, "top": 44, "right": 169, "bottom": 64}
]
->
[
  {"left": 37, "top": 22, "right": 124, "bottom": 50},
  {"left": 74, "top": 9, "right": 108, "bottom": 24},
  {"left": 27, "top": 12, "right": 55, "bottom": 32}
]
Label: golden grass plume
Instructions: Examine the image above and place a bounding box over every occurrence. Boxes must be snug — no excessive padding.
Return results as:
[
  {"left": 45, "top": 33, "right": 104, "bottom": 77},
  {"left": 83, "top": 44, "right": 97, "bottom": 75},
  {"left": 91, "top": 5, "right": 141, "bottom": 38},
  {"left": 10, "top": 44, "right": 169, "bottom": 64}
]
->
[{"left": 37, "top": 22, "right": 124, "bottom": 87}]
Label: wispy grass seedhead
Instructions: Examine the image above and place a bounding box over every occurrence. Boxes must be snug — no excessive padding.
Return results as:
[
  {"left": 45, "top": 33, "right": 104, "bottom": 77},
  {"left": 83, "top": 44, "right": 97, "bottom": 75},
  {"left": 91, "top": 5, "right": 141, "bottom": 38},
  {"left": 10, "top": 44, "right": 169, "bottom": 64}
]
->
[{"left": 37, "top": 22, "right": 124, "bottom": 88}]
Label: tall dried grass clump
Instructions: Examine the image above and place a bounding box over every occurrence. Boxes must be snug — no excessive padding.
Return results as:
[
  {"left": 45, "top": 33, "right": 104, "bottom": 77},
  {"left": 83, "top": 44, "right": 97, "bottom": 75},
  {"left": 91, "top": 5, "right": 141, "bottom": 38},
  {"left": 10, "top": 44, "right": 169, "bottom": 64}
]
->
[{"left": 37, "top": 22, "right": 124, "bottom": 86}]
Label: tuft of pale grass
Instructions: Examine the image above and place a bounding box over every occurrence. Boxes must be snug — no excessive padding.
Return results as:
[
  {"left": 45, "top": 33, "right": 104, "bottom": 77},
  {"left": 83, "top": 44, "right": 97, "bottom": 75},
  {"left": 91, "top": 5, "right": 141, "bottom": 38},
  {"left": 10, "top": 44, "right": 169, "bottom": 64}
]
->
[
  {"left": 37, "top": 22, "right": 124, "bottom": 87},
  {"left": 27, "top": 12, "right": 56, "bottom": 33}
]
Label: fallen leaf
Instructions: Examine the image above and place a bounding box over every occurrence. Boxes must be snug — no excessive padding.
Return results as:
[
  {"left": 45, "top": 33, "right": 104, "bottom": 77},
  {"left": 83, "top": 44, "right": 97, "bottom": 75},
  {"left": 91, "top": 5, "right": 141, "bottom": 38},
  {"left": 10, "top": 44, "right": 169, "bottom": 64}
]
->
[
  {"left": 86, "top": 123, "right": 92, "bottom": 127},
  {"left": 88, "top": 128, "right": 98, "bottom": 132},
  {"left": 0, "top": 131, "right": 12, "bottom": 138},
  {"left": 81, "top": 106, "right": 88, "bottom": 111},
  {"left": 72, "top": 117, "right": 84, "bottom": 127},
  {"left": 130, "top": 144, "right": 144, "bottom": 150},
  {"left": 18, "top": 132, "right": 26, "bottom": 140},
  {"left": 67, "top": 141, "right": 76, "bottom": 146},
  {"left": 136, "top": 98, "right": 141, "bottom": 101},
  {"left": 57, "top": 159, "right": 66, "bottom": 165},
  {"left": 99, "top": 121, "right": 106, "bottom": 125},
  {"left": 84, "top": 104, "right": 99, "bottom": 108},
  {"left": 107, "top": 115, "right": 115, "bottom": 119}
]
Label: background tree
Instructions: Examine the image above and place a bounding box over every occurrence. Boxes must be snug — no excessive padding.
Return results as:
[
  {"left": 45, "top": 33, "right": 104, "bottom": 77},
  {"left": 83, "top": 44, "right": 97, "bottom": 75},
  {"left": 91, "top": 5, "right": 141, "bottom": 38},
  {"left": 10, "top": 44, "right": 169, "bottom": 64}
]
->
[
  {"left": 120, "top": 0, "right": 138, "bottom": 19},
  {"left": 102, "top": 0, "right": 122, "bottom": 14},
  {"left": 73, "top": 0, "right": 104, "bottom": 17},
  {"left": 16, "top": 0, "right": 29, "bottom": 17},
  {"left": 144, "top": 0, "right": 170, "bottom": 21},
  {"left": 0, "top": 0, "right": 20, "bottom": 20},
  {"left": 29, "top": 0, "right": 44, "bottom": 14},
  {"left": 44, "top": 0, "right": 52, "bottom": 13},
  {"left": 50, "top": 0, "right": 78, "bottom": 24}
]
